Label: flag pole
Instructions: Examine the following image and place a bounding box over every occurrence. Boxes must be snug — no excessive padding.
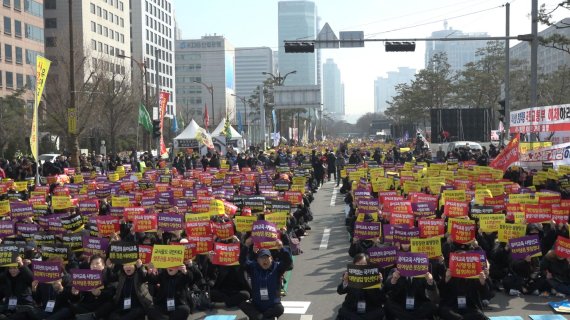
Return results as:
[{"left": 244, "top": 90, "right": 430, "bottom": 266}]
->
[{"left": 33, "top": 73, "right": 40, "bottom": 187}]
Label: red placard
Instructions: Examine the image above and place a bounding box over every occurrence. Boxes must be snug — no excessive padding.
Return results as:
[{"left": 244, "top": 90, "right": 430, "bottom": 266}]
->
[
  {"left": 96, "top": 216, "right": 120, "bottom": 236},
  {"left": 133, "top": 213, "right": 158, "bottom": 232},
  {"left": 123, "top": 206, "right": 146, "bottom": 222},
  {"left": 451, "top": 220, "right": 476, "bottom": 244},
  {"left": 384, "top": 200, "right": 413, "bottom": 214},
  {"left": 389, "top": 212, "right": 415, "bottom": 227},
  {"left": 449, "top": 252, "right": 482, "bottom": 278},
  {"left": 444, "top": 200, "right": 469, "bottom": 218},
  {"left": 211, "top": 242, "right": 240, "bottom": 266},
  {"left": 187, "top": 235, "right": 214, "bottom": 255},
  {"left": 138, "top": 245, "right": 153, "bottom": 264},
  {"left": 551, "top": 204, "right": 570, "bottom": 224},
  {"left": 185, "top": 220, "right": 212, "bottom": 237},
  {"left": 418, "top": 218, "right": 445, "bottom": 238},
  {"left": 211, "top": 221, "right": 235, "bottom": 239},
  {"left": 554, "top": 236, "right": 570, "bottom": 258},
  {"left": 524, "top": 204, "right": 552, "bottom": 224},
  {"left": 283, "top": 191, "right": 303, "bottom": 205}
]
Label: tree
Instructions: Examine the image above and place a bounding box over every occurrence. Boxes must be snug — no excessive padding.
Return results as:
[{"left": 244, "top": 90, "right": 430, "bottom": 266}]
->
[
  {"left": 0, "top": 89, "right": 28, "bottom": 158},
  {"left": 355, "top": 112, "right": 387, "bottom": 135},
  {"left": 538, "top": 3, "right": 570, "bottom": 53}
]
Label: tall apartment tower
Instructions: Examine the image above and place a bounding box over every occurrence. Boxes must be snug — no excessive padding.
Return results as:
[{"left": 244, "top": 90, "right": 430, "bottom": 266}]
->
[
  {"left": 277, "top": 0, "right": 317, "bottom": 85},
  {"left": 0, "top": 0, "right": 44, "bottom": 106},
  {"left": 130, "top": 0, "right": 176, "bottom": 116},
  {"left": 235, "top": 47, "right": 273, "bottom": 118},
  {"left": 43, "top": 0, "right": 131, "bottom": 90},
  {"left": 323, "top": 58, "right": 344, "bottom": 116},
  {"left": 175, "top": 35, "right": 236, "bottom": 127},
  {"left": 374, "top": 67, "right": 416, "bottom": 114},
  {"left": 425, "top": 22, "right": 489, "bottom": 73}
]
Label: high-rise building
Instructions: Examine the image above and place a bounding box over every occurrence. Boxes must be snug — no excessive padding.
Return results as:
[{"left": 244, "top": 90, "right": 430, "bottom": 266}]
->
[
  {"left": 175, "top": 35, "right": 236, "bottom": 128},
  {"left": 374, "top": 67, "right": 416, "bottom": 114},
  {"left": 43, "top": 0, "right": 131, "bottom": 91},
  {"left": 235, "top": 47, "right": 273, "bottom": 118},
  {"left": 425, "top": 22, "right": 489, "bottom": 73},
  {"left": 323, "top": 58, "right": 344, "bottom": 115},
  {"left": 510, "top": 18, "right": 570, "bottom": 74},
  {"left": 0, "top": 0, "right": 44, "bottom": 106},
  {"left": 277, "top": 0, "right": 317, "bottom": 85},
  {"left": 130, "top": 0, "right": 176, "bottom": 117}
]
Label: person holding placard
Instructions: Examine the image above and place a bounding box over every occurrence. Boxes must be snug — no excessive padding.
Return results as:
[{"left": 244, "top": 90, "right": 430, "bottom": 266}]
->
[
  {"left": 540, "top": 249, "right": 570, "bottom": 297},
  {"left": 146, "top": 263, "right": 194, "bottom": 320},
  {"left": 384, "top": 268, "right": 438, "bottom": 320},
  {"left": 336, "top": 253, "right": 386, "bottom": 320},
  {"left": 438, "top": 268, "right": 490, "bottom": 320},
  {"left": 0, "top": 256, "right": 35, "bottom": 319},
  {"left": 69, "top": 255, "right": 115, "bottom": 320},
  {"left": 107, "top": 260, "right": 154, "bottom": 320},
  {"left": 30, "top": 258, "right": 73, "bottom": 320},
  {"left": 238, "top": 238, "right": 292, "bottom": 320}
]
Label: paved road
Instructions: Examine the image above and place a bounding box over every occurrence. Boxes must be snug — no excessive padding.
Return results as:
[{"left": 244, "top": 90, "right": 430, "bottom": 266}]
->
[{"left": 192, "top": 180, "right": 569, "bottom": 320}]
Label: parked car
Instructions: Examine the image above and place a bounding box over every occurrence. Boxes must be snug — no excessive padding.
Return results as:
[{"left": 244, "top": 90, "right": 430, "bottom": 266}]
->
[
  {"left": 446, "top": 141, "right": 483, "bottom": 154},
  {"left": 38, "top": 153, "right": 60, "bottom": 165}
]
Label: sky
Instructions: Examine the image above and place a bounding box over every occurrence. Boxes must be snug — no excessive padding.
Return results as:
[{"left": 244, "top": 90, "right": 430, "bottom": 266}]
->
[{"left": 173, "top": 0, "right": 567, "bottom": 122}]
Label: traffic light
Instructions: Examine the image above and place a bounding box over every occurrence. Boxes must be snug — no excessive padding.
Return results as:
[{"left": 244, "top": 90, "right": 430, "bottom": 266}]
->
[
  {"left": 152, "top": 120, "right": 160, "bottom": 138},
  {"left": 498, "top": 99, "right": 506, "bottom": 121},
  {"left": 385, "top": 41, "right": 416, "bottom": 52},
  {"left": 284, "top": 42, "right": 315, "bottom": 53}
]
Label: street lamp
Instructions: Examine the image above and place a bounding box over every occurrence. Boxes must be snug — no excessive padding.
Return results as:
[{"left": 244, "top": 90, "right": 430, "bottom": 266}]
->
[
  {"left": 193, "top": 81, "right": 214, "bottom": 130},
  {"left": 261, "top": 71, "right": 297, "bottom": 140},
  {"left": 231, "top": 94, "right": 248, "bottom": 136}
]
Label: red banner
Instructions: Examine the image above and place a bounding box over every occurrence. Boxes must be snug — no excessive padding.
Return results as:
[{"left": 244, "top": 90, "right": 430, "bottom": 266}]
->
[
  {"left": 186, "top": 220, "right": 212, "bottom": 237},
  {"left": 449, "top": 252, "right": 482, "bottom": 278},
  {"left": 524, "top": 204, "right": 552, "bottom": 224},
  {"left": 451, "top": 219, "right": 476, "bottom": 244},
  {"left": 489, "top": 133, "right": 520, "bottom": 171},
  {"left": 554, "top": 236, "right": 570, "bottom": 258},
  {"left": 159, "top": 91, "right": 170, "bottom": 157},
  {"left": 418, "top": 218, "right": 445, "bottom": 238},
  {"left": 133, "top": 213, "right": 158, "bottom": 232},
  {"left": 444, "top": 200, "right": 469, "bottom": 218},
  {"left": 212, "top": 242, "right": 240, "bottom": 266}
]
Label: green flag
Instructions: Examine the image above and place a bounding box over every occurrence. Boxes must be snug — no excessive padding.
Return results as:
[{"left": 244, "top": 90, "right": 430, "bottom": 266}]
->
[{"left": 138, "top": 104, "right": 152, "bottom": 133}]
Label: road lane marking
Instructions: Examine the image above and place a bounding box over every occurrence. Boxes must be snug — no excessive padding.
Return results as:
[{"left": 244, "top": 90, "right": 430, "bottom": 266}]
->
[
  {"left": 300, "top": 315, "right": 313, "bottom": 320},
  {"left": 319, "top": 228, "right": 331, "bottom": 250},
  {"left": 330, "top": 185, "right": 338, "bottom": 206},
  {"left": 282, "top": 301, "right": 311, "bottom": 314}
]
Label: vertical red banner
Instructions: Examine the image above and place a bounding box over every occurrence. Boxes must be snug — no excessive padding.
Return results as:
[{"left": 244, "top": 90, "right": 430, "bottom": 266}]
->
[{"left": 159, "top": 91, "right": 170, "bottom": 156}]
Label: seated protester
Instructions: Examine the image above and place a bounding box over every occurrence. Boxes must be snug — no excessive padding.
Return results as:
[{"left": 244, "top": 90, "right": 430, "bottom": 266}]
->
[
  {"left": 107, "top": 260, "right": 154, "bottom": 320},
  {"left": 0, "top": 256, "right": 35, "bottom": 319},
  {"left": 69, "top": 255, "right": 115, "bottom": 320},
  {"left": 540, "top": 249, "right": 570, "bottom": 297},
  {"left": 384, "top": 268, "right": 438, "bottom": 320},
  {"left": 147, "top": 264, "right": 193, "bottom": 320},
  {"left": 31, "top": 257, "right": 73, "bottom": 320},
  {"left": 438, "top": 268, "right": 491, "bottom": 320},
  {"left": 348, "top": 237, "right": 379, "bottom": 258},
  {"left": 239, "top": 238, "right": 292, "bottom": 320},
  {"left": 540, "top": 222, "right": 569, "bottom": 257},
  {"left": 336, "top": 253, "right": 386, "bottom": 320},
  {"left": 210, "top": 236, "right": 251, "bottom": 309},
  {"left": 503, "top": 255, "right": 542, "bottom": 296},
  {"left": 488, "top": 242, "right": 511, "bottom": 290}
]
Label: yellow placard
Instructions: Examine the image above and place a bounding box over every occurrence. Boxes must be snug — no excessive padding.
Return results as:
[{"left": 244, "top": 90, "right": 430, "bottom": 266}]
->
[
  {"left": 73, "top": 174, "right": 84, "bottom": 183},
  {"left": 13, "top": 181, "right": 28, "bottom": 192},
  {"left": 185, "top": 213, "right": 212, "bottom": 222},
  {"left": 498, "top": 223, "right": 526, "bottom": 243},
  {"left": 111, "top": 196, "right": 131, "bottom": 208},
  {"left": 52, "top": 196, "right": 73, "bottom": 210},
  {"left": 151, "top": 245, "right": 185, "bottom": 268},
  {"left": 508, "top": 194, "right": 532, "bottom": 204},
  {"left": 265, "top": 212, "right": 288, "bottom": 229},
  {"left": 411, "top": 237, "right": 442, "bottom": 258},
  {"left": 108, "top": 172, "right": 119, "bottom": 182},
  {"left": 235, "top": 216, "right": 257, "bottom": 233},
  {"left": 209, "top": 199, "right": 225, "bottom": 215},
  {"left": 519, "top": 142, "right": 552, "bottom": 154},
  {"left": 0, "top": 200, "right": 10, "bottom": 216},
  {"left": 478, "top": 214, "right": 505, "bottom": 232}
]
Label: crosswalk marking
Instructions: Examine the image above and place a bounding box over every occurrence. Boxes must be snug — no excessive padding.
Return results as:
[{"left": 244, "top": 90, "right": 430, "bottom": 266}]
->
[
  {"left": 319, "top": 228, "right": 331, "bottom": 250},
  {"left": 282, "top": 301, "right": 311, "bottom": 314}
]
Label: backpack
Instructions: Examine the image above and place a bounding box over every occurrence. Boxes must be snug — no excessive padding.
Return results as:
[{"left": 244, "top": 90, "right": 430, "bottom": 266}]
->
[{"left": 287, "top": 232, "right": 303, "bottom": 255}]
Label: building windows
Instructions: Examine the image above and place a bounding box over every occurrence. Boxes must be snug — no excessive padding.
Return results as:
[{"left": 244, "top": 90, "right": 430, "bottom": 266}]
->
[
  {"left": 91, "top": 21, "right": 96, "bottom": 32},
  {"left": 91, "top": 39, "right": 96, "bottom": 50},
  {"left": 96, "top": 6, "right": 101, "bottom": 17},
  {"left": 25, "top": 49, "right": 39, "bottom": 64},
  {"left": 97, "top": 24, "right": 101, "bottom": 34},
  {"left": 4, "top": 44, "right": 12, "bottom": 62},
  {"left": 0, "top": 72, "right": 3, "bottom": 87},
  {"left": 3, "top": 0, "right": 10, "bottom": 7},
  {"left": 45, "top": 36, "right": 56, "bottom": 47},
  {"left": 97, "top": 41, "right": 102, "bottom": 52},
  {"left": 26, "top": 0, "right": 43, "bottom": 16},
  {"left": 14, "top": 20, "right": 21, "bottom": 38},
  {"left": 103, "top": 9, "right": 107, "bottom": 20},
  {"left": 4, "top": 17, "right": 11, "bottom": 35},
  {"left": 25, "top": 24, "right": 44, "bottom": 43},
  {"left": 14, "top": 0, "right": 20, "bottom": 10},
  {"left": 45, "top": 18, "right": 57, "bottom": 29},
  {"left": 6, "top": 71, "right": 13, "bottom": 88},
  {"left": 104, "top": 26, "right": 108, "bottom": 37},
  {"left": 44, "top": 0, "right": 55, "bottom": 9},
  {"left": 15, "top": 47, "right": 22, "bottom": 64},
  {"left": 16, "top": 73, "right": 23, "bottom": 89},
  {"left": 90, "top": 2, "right": 95, "bottom": 14}
]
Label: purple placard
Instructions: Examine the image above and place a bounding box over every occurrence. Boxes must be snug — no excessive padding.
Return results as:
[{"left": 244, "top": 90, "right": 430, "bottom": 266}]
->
[
  {"left": 383, "top": 224, "right": 395, "bottom": 243},
  {"left": 10, "top": 202, "right": 34, "bottom": 221},
  {"left": 0, "top": 220, "right": 14, "bottom": 238},
  {"left": 509, "top": 235, "right": 542, "bottom": 260},
  {"left": 251, "top": 220, "right": 278, "bottom": 243},
  {"left": 354, "top": 221, "right": 382, "bottom": 240},
  {"left": 396, "top": 252, "right": 429, "bottom": 277},
  {"left": 16, "top": 223, "right": 39, "bottom": 237},
  {"left": 411, "top": 202, "right": 436, "bottom": 215},
  {"left": 95, "top": 187, "right": 111, "bottom": 199},
  {"left": 392, "top": 226, "right": 420, "bottom": 245},
  {"left": 33, "top": 261, "right": 62, "bottom": 283},
  {"left": 71, "top": 269, "right": 103, "bottom": 291},
  {"left": 157, "top": 212, "right": 184, "bottom": 231},
  {"left": 367, "top": 246, "right": 398, "bottom": 268},
  {"left": 82, "top": 236, "right": 110, "bottom": 256}
]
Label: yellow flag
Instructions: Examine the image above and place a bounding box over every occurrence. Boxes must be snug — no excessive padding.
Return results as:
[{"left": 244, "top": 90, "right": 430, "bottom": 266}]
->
[{"left": 30, "top": 56, "right": 51, "bottom": 161}]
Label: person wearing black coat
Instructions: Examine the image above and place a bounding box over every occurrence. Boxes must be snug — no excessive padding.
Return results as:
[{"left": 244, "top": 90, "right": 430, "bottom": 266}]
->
[
  {"left": 107, "top": 261, "right": 154, "bottom": 320},
  {"left": 540, "top": 249, "right": 570, "bottom": 296},
  {"left": 147, "top": 264, "right": 194, "bottom": 320},
  {"left": 336, "top": 253, "right": 386, "bottom": 320},
  {"left": 502, "top": 255, "right": 542, "bottom": 296},
  {"left": 438, "top": 269, "right": 491, "bottom": 320},
  {"left": 0, "top": 257, "right": 35, "bottom": 319},
  {"left": 30, "top": 259, "right": 73, "bottom": 320},
  {"left": 69, "top": 255, "right": 115, "bottom": 320},
  {"left": 384, "top": 268, "right": 439, "bottom": 320}
]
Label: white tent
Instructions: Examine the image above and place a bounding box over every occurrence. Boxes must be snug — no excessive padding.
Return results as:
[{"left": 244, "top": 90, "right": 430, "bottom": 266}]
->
[
  {"left": 211, "top": 120, "right": 242, "bottom": 139},
  {"left": 173, "top": 119, "right": 212, "bottom": 149}
]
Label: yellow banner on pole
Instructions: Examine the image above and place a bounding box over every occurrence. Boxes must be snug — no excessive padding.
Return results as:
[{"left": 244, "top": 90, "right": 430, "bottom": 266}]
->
[{"left": 30, "top": 56, "right": 51, "bottom": 161}]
